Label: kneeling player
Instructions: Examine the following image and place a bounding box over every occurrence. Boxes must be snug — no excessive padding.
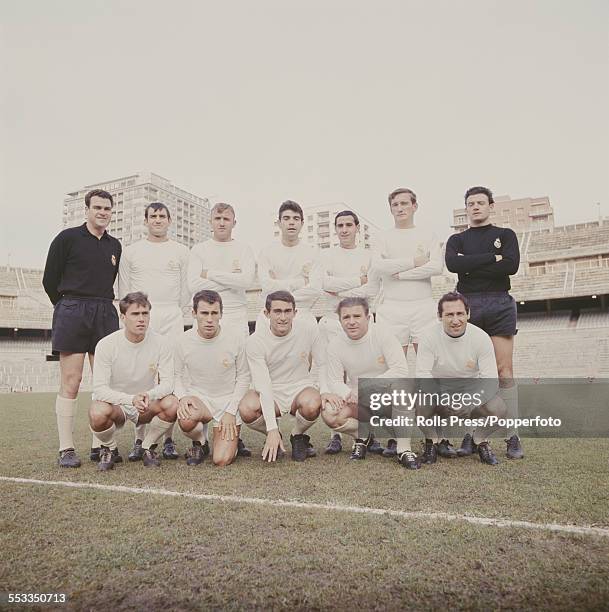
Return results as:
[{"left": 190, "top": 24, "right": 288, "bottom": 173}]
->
[
  {"left": 89, "top": 292, "right": 177, "bottom": 470},
  {"left": 415, "top": 292, "right": 507, "bottom": 465},
  {"left": 322, "top": 298, "right": 413, "bottom": 465},
  {"left": 175, "top": 290, "right": 250, "bottom": 467},
  {"left": 240, "top": 291, "right": 326, "bottom": 462}
]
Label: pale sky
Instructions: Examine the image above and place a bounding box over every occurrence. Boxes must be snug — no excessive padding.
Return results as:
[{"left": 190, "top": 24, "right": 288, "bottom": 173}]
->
[{"left": 1, "top": 0, "right": 607, "bottom": 268}]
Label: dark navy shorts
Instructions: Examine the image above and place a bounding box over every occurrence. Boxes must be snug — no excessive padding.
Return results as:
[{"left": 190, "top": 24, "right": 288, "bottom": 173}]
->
[
  {"left": 465, "top": 292, "right": 518, "bottom": 337},
  {"left": 52, "top": 296, "right": 119, "bottom": 354}
]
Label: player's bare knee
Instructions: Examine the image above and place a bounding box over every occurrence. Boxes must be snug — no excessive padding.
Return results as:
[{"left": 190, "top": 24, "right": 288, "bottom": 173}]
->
[
  {"left": 89, "top": 401, "right": 112, "bottom": 428},
  {"left": 298, "top": 394, "right": 321, "bottom": 419},
  {"left": 159, "top": 395, "right": 178, "bottom": 420},
  {"left": 238, "top": 392, "right": 261, "bottom": 423},
  {"left": 61, "top": 372, "right": 82, "bottom": 396},
  {"left": 213, "top": 451, "right": 235, "bottom": 468},
  {"left": 321, "top": 408, "right": 341, "bottom": 429},
  {"left": 178, "top": 418, "right": 197, "bottom": 433}
]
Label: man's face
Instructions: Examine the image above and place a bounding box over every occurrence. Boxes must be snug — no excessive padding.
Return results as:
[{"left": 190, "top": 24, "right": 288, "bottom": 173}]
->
[
  {"left": 277, "top": 210, "right": 303, "bottom": 240},
  {"left": 339, "top": 305, "right": 370, "bottom": 340},
  {"left": 265, "top": 300, "right": 295, "bottom": 337},
  {"left": 335, "top": 215, "right": 359, "bottom": 248},
  {"left": 194, "top": 300, "right": 222, "bottom": 339},
  {"left": 121, "top": 302, "right": 150, "bottom": 337},
  {"left": 86, "top": 195, "right": 113, "bottom": 232},
  {"left": 145, "top": 207, "right": 171, "bottom": 239},
  {"left": 465, "top": 193, "right": 493, "bottom": 226},
  {"left": 211, "top": 208, "right": 235, "bottom": 242},
  {"left": 440, "top": 300, "right": 469, "bottom": 337},
  {"left": 389, "top": 193, "right": 417, "bottom": 224}
]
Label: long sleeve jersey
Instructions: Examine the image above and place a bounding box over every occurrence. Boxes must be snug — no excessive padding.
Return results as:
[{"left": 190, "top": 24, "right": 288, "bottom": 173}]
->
[
  {"left": 326, "top": 323, "right": 408, "bottom": 398},
  {"left": 444, "top": 225, "right": 520, "bottom": 293},
  {"left": 187, "top": 239, "right": 256, "bottom": 314},
  {"left": 372, "top": 227, "right": 443, "bottom": 302},
  {"left": 173, "top": 327, "right": 250, "bottom": 414},
  {"left": 92, "top": 329, "right": 174, "bottom": 406},
  {"left": 118, "top": 239, "right": 190, "bottom": 307},
  {"left": 320, "top": 246, "right": 380, "bottom": 317},
  {"left": 257, "top": 241, "right": 322, "bottom": 310},
  {"left": 415, "top": 323, "right": 498, "bottom": 379},
  {"left": 246, "top": 319, "right": 326, "bottom": 431},
  {"left": 43, "top": 224, "right": 121, "bottom": 305}
]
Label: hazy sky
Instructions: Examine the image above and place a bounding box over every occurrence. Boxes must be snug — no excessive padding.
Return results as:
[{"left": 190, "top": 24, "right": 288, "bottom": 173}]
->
[{"left": 1, "top": 0, "right": 607, "bottom": 268}]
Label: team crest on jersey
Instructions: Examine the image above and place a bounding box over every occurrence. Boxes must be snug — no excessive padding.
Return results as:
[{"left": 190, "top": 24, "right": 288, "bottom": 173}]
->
[
  {"left": 360, "top": 265, "right": 368, "bottom": 274},
  {"left": 111, "top": 254, "right": 117, "bottom": 266},
  {"left": 222, "top": 358, "right": 231, "bottom": 368},
  {"left": 300, "top": 351, "right": 308, "bottom": 362},
  {"left": 232, "top": 259, "right": 242, "bottom": 273},
  {"left": 167, "top": 260, "right": 180, "bottom": 270},
  {"left": 494, "top": 238, "right": 502, "bottom": 249},
  {"left": 466, "top": 360, "right": 476, "bottom": 370},
  {"left": 149, "top": 363, "right": 158, "bottom": 374},
  {"left": 377, "top": 356, "right": 386, "bottom": 365},
  {"left": 302, "top": 263, "right": 311, "bottom": 275}
]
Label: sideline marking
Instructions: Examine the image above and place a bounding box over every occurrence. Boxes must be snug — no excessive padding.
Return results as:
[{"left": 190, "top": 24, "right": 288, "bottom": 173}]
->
[{"left": 1, "top": 475, "right": 608, "bottom": 538}]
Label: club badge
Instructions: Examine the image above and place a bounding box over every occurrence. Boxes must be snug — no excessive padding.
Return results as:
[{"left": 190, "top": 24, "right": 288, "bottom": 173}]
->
[
  {"left": 494, "top": 238, "right": 502, "bottom": 249},
  {"left": 377, "top": 356, "right": 386, "bottom": 365}
]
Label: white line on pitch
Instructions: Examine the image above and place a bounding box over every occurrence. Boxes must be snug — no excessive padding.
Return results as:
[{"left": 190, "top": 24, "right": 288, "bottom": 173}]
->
[{"left": 1, "top": 475, "right": 608, "bottom": 538}]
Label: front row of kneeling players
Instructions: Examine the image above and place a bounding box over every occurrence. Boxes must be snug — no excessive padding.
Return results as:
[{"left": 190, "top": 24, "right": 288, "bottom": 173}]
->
[{"left": 90, "top": 288, "right": 507, "bottom": 471}]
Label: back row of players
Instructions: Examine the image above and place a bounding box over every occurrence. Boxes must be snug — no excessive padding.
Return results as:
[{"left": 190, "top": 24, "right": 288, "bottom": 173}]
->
[{"left": 43, "top": 186, "right": 522, "bottom": 469}]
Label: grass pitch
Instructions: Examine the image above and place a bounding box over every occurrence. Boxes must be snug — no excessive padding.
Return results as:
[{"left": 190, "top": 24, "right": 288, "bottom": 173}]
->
[{"left": 1, "top": 393, "right": 609, "bottom": 611}]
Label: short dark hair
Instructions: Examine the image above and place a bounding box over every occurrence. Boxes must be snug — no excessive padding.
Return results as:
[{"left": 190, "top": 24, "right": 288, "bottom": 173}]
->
[
  {"left": 278, "top": 200, "right": 303, "bottom": 221},
  {"left": 119, "top": 291, "right": 151, "bottom": 315},
  {"left": 437, "top": 292, "right": 469, "bottom": 317},
  {"left": 145, "top": 202, "right": 171, "bottom": 219},
  {"left": 337, "top": 297, "right": 369, "bottom": 317},
  {"left": 85, "top": 189, "right": 114, "bottom": 208},
  {"left": 388, "top": 188, "right": 417, "bottom": 206},
  {"left": 334, "top": 210, "right": 360, "bottom": 226},
  {"left": 464, "top": 186, "right": 494, "bottom": 205},
  {"left": 193, "top": 290, "right": 223, "bottom": 314},
  {"left": 265, "top": 290, "right": 296, "bottom": 312}
]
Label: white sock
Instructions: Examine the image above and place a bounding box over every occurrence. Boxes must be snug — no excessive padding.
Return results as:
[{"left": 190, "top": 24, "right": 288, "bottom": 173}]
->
[
  {"left": 179, "top": 421, "right": 205, "bottom": 443},
  {"left": 142, "top": 417, "right": 173, "bottom": 450},
  {"left": 164, "top": 421, "right": 176, "bottom": 442},
  {"left": 291, "top": 411, "right": 316, "bottom": 436},
  {"left": 499, "top": 385, "right": 519, "bottom": 438},
  {"left": 334, "top": 417, "right": 359, "bottom": 439},
  {"left": 247, "top": 414, "right": 267, "bottom": 434},
  {"left": 201, "top": 422, "right": 209, "bottom": 443},
  {"left": 56, "top": 396, "right": 77, "bottom": 452},
  {"left": 91, "top": 424, "right": 116, "bottom": 447},
  {"left": 396, "top": 438, "right": 412, "bottom": 453},
  {"left": 135, "top": 423, "right": 147, "bottom": 442}
]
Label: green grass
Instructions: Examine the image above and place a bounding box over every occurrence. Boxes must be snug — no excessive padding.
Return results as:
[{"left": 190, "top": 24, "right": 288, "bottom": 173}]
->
[{"left": 1, "top": 393, "right": 609, "bottom": 611}]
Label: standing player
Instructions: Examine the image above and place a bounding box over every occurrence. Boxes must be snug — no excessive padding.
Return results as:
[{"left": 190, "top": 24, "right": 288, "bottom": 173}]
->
[
  {"left": 372, "top": 188, "right": 445, "bottom": 459},
  {"left": 117, "top": 202, "right": 189, "bottom": 462},
  {"left": 188, "top": 203, "right": 255, "bottom": 338},
  {"left": 239, "top": 291, "right": 329, "bottom": 462},
  {"left": 322, "top": 298, "right": 413, "bottom": 465},
  {"left": 445, "top": 186, "right": 523, "bottom": 459},
  {"left": 89, "top": 292, "right": 177, "bottom": 470},
  {"left": 319, "top": 210, "right": 381, "bottom": 454},
  {"left": 43, "top": 189, "right": 122, "bottom": 468},
  {"left": 256, "top": 200, "right": 322, "bottom": 330},
  {"left": 415, "top": 292, "right": 506, "bottom": 465},
  {"left": 175, "top": 290, "right": 250, "bottom": 467},
  {"left": 187, "top": 202, "right": 255, "bottom": 457}
]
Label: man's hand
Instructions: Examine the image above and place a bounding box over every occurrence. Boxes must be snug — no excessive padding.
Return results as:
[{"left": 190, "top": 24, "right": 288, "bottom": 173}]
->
[
  {"left": 360, "top": 274, "right": 368, "bottom": 285},
  {"left": 177, "top": 397, "right": 200, "bottom": 421},
  {"left": 321, "top": 393, "right": 345, "bottom": 412},
  {"left": 200, "top": 269, "right": 208, "bottom": 279},
  {"left": 218, "top": 412, "right": 238, "bottom": 441},
  {"left": 345, "top": 389, "right": 358, "bottom": 406},
  {"left": 132, "top": 393, "right": 149, "bottom": 414},
  {"left": 495, "top": 254, "right": 503, "bottom": 262},
  {"left": 262, "top": 429, "right": 285, "bottom": 462}
]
